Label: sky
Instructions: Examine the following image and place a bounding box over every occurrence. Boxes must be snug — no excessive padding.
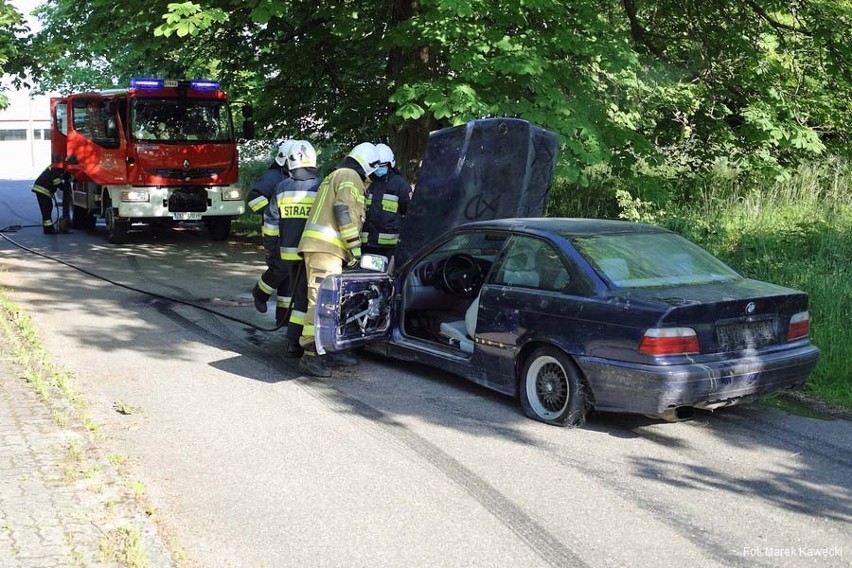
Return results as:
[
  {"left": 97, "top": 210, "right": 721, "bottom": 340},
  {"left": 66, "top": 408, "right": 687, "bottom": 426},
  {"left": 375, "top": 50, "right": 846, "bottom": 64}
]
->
[{"left": 11, "top": 0, "right": 42, "bottom": 32}]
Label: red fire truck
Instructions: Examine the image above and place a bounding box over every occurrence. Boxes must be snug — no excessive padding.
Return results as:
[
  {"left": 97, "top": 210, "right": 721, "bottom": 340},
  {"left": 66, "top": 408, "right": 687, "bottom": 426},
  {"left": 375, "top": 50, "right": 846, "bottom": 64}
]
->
[{"left": 50, "top": 78, "right": 246, "bottom": 244}]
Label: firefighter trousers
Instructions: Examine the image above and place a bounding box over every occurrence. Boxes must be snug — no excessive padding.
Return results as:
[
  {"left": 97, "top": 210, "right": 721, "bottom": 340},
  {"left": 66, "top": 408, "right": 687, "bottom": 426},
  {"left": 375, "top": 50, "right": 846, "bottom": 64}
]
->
[
  {"left": 298, "top": 251, "right": 343, "bottom": 351},
  {"left": 286, "top": 260, "right": 308, "bottom": 343},
  {"left": 33, "top": 190, "right": 55, "bottom": 227},
  {"left": 255, "top": 239, "right": 291, "bottom": 320}
]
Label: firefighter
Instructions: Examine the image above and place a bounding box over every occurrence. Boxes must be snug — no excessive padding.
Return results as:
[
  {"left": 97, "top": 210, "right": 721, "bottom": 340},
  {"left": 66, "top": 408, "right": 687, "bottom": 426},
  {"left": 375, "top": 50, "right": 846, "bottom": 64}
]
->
[
  {"left": 31, "top": 166, "right": 70, "bottom": 234},
  {"left": 248, "top": 140, "right": 295, "bottom": 314},
  {"left": 297, "top": 142, "right": 381, "bottom": 377},
  {"left": 270, "top": 140, "right": 321, "bottom": 356},
  {"left": 361, "top": 143, "right": 412, "bottom": 260}
]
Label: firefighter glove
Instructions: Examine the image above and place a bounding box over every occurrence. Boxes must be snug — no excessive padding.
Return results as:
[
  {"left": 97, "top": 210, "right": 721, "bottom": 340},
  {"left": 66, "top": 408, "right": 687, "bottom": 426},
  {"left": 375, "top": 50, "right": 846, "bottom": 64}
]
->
[{"left": 346, "top": 248, "right": 362, "bottom": 269}]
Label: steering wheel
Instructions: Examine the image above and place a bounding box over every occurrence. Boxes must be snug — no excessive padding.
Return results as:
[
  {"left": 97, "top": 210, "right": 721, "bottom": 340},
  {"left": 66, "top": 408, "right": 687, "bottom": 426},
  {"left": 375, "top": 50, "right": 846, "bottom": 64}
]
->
[{"left": 441, "top": 253, "right": 483, "bottom": 298}]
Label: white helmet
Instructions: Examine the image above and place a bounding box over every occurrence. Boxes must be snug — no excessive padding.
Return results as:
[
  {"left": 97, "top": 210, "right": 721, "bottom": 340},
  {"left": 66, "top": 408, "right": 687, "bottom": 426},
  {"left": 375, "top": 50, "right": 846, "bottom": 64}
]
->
[
  {"left": 287, "top": 140, "right": 317, "bottom": 170},
  {"left": 275, "top": 139, "right": 296, "bottom": 167},
  {"left": 375, "top": 143, "right": 396, "bottom": 168},
  {"left": 347, "top": 142, "right": 381, "bottom": 177}
]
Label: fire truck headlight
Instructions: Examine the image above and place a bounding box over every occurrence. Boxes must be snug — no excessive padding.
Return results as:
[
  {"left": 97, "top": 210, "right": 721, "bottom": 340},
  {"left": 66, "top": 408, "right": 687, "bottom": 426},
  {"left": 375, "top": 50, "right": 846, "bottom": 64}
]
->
[
  {"left": 120, "top": 190, "right": 149, "bottom": 202},
  {"left": 222, "top": 189, "right": 243, "bottom": 201}
]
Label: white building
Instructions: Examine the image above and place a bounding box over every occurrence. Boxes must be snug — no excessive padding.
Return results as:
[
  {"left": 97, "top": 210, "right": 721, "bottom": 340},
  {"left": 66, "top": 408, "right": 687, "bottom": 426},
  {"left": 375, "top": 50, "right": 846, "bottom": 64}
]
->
[{"left": 0, "top": 87, "right": 52, "bottom": 179}]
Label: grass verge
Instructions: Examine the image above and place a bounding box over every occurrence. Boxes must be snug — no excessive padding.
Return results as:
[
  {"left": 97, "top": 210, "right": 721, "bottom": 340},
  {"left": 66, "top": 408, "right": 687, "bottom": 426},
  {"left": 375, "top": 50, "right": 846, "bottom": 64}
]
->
[{"left": 0, "top": 288, "right": 184, "bottom": 566}]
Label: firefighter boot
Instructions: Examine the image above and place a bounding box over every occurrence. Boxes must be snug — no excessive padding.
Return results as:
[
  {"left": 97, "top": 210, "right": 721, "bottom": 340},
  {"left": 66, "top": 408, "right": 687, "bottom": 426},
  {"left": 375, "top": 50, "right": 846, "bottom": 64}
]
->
[
  {"left": 284, "top": 337, "right": 304, "bottom": 359},
  {"left": 57, "top": 217, "right": 72, "bottom": 233},
  {"left": 325, "top": 350, "right": 359, "bottom": 367},
  {"left": 298, "top": 352, "right": 332, "bottom": 378},
  {"left": 251, "top": 284, "right": 269, "bottom": 313}
]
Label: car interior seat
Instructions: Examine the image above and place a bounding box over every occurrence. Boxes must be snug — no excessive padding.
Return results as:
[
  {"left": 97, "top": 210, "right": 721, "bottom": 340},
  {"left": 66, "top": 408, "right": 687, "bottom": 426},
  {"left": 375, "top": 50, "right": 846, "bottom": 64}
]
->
[
  {"left": 438, "top": 294, "right": 480, "bottom": 353},
  {"left": 535, "top": 246, "right": 569, "bottom": 290},
  {"left": 500, "top": 251, "right": 539, "bottom": 287}
]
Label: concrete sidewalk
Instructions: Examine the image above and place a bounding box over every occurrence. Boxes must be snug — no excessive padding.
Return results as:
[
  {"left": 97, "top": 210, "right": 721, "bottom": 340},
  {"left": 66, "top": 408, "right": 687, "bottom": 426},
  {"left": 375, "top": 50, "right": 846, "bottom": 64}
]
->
[{"left": 0, "top": 351, "right": 173, "bottom": 567}]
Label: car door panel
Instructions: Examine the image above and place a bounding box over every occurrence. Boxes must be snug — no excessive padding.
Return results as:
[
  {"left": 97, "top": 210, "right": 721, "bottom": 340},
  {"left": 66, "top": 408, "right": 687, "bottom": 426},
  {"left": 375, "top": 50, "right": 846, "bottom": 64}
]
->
[{"left": 315, "top": 272, "right": 394, "bottom": 353}]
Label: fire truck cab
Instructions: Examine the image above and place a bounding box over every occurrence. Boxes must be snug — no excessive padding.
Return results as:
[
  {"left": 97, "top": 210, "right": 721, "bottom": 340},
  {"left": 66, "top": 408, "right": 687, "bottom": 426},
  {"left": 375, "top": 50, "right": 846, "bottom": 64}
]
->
[{"left": 51, "top": 78, "right": 245, "bottom": 244}]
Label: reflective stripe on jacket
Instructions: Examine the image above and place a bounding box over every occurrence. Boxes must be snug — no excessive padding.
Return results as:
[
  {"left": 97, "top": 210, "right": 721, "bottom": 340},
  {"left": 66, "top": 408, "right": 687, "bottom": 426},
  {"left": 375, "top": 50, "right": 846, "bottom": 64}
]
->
[
  {"left": 246, "top": 166, "right": 286, "bottom": 246},
  {"left": 297, "top": 167, "right": 366, "bottom": 261},
  {"left": 246, "top": 165, "right": 285, "bottom": 214},
  {"left": 32, "top": 166, "right": 67, "bottom": 197},
  {"left": 361, "top": 171, "right": 411, "bottom": 249},
  {"left": 276, "top": 175, "right": 321, "bottom": 261}
]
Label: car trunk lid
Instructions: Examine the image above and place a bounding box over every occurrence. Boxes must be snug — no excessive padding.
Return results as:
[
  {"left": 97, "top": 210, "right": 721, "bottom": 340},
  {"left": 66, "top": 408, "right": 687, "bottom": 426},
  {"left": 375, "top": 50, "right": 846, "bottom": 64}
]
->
[{"left": 622, "top": 279, "right": 810, "bottom": 354}]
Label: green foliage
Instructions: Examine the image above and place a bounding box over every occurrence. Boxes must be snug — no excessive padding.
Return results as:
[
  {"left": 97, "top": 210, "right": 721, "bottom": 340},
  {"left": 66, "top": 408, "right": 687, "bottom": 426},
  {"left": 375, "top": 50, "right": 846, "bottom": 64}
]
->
[
  {"left": 154, "top": 2, "right": 229, "bottom": 38},
  {"left": 0, "top": 0, "right": 26, "bottom": 107},
  {"left": 15, "top": 0, "right": 851, "bottom": 191}
]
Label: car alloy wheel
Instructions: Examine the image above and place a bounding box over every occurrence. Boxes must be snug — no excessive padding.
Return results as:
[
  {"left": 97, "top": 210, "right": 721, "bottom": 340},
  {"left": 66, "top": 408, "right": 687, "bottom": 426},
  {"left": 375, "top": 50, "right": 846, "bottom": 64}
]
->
[{"left": 520, "top": 346, "right": 588, "bottom": 426}]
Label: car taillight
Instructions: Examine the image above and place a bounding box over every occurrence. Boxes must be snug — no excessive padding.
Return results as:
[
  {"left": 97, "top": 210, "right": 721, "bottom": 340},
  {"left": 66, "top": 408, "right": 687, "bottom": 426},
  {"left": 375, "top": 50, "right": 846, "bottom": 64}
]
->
[
  {"left": 787, "top": 311, "right": 810, "bottom": 341},
  {"left": 639, "top": 327, "right": 700, "bottom": 355}
]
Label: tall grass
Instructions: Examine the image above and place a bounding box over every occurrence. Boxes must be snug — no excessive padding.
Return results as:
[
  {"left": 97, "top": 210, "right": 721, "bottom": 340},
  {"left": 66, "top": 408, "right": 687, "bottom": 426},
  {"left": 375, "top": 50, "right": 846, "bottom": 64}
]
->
[{"left": 664, "top": 160, "right": 852, "bottom": 408}]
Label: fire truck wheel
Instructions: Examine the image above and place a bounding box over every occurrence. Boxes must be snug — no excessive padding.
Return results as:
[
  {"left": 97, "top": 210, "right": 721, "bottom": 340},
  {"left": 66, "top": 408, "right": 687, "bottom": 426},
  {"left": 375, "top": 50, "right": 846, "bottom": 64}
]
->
[
  {"left": 105, "top": 207, "right": 129, "bottom": 244},
  {"left": 206, "top": 218, "right": 231, "bottom": 241},
  {"left": 72, "top": 205, "right": 96, "bottom": 231}
]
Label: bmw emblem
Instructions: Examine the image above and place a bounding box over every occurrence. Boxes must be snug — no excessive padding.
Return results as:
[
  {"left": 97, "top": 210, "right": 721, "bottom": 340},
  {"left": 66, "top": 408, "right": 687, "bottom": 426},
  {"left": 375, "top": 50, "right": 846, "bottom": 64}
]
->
[{"left": 745, "top": 302, "right": 756, "bottom": 315}]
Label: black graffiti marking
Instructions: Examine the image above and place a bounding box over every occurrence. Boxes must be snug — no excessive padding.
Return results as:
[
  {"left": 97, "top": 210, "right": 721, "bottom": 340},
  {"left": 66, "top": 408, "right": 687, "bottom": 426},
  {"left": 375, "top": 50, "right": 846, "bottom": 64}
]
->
[{"left": 464, "top": 192, "right": 501, "bottom": 220}]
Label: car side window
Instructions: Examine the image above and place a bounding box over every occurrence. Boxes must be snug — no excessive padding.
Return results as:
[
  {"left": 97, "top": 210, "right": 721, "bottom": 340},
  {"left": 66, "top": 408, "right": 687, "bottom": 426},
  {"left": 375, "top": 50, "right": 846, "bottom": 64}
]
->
[{"left": 493, "top": 236, "right": 570, "bottom": 291}]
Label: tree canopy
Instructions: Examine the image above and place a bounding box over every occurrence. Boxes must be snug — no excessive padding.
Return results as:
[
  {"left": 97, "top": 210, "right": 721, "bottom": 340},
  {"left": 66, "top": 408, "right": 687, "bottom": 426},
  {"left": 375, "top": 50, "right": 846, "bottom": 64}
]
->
[
  {"left": 0, "top": 0, "right": 26, "bottom": 109},
  {"left": 8, "top": 0, "right": 851, "bottom": 187}
]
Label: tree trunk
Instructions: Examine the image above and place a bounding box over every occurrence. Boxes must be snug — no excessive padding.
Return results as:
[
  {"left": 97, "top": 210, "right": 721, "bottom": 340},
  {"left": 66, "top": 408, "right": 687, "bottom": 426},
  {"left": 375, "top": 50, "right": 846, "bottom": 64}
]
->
[{"left": 385, "top": 0, "right": 437, "bottom": 183}]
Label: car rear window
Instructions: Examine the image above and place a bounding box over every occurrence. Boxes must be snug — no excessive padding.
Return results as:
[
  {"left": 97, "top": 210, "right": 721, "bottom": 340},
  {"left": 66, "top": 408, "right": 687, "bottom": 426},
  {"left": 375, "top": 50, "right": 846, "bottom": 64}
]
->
[{"left": 572, "top": 232, "right": 741, "bottom": 288}]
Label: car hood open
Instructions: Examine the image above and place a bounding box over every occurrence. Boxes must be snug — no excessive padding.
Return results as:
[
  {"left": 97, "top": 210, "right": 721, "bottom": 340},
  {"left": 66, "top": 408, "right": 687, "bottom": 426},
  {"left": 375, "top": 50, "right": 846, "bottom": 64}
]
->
[{"left": 395, "top": 118, "right": 559, "bottom": 266}]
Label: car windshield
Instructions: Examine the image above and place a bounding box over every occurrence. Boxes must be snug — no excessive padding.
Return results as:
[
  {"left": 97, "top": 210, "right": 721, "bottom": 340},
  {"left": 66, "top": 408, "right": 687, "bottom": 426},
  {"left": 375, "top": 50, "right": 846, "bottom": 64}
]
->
[
  {"left": 131, "top": 98, "right": 233, "bottom": 143},
  {"left": 572, "top": 231, "right": 741, "bottom": 288}
]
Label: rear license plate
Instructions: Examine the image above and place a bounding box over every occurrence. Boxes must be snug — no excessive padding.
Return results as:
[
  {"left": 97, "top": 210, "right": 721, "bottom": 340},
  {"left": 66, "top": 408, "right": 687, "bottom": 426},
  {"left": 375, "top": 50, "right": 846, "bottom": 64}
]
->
[
  {"left": 173, "top": 212, "right": 202, "bottom": 221},
  {"left": 716, "top": 320, "right": 776, "bottom": 352}
]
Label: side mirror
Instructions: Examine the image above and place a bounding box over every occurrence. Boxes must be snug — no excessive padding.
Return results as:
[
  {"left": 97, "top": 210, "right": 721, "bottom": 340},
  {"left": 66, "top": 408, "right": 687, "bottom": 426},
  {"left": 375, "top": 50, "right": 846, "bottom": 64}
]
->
[
  {"left": 241, "top": 103, "right": 254, "bottom": 140},
  {"left": 360, "top": 254, "right": 388, "bottom": 272}
]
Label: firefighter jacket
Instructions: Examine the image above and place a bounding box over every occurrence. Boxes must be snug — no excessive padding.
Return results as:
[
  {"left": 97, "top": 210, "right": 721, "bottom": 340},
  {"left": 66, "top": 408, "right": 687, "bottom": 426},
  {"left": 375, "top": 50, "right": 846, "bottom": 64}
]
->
[
  {"left": 298, "top": 167, "right": 366, "bottom": 261},
  {"left": 32, "top": 166, "right": 68, "bottom": 198},
  {"left": 246, "top": 163, "right": 286, "bottom": 239},
  {"left": 274, "top": 169, "right": 320, "bottom": 261},
  {"left": 361, "top": 170, "right": 412, "bottom": 249}
]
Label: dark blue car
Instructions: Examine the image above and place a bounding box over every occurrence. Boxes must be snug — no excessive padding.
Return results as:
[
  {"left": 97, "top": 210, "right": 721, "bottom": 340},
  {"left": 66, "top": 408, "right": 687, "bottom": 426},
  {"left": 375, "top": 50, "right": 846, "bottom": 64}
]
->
[{"left": 315, "top": 119, "right": 820, "bottom": 426}]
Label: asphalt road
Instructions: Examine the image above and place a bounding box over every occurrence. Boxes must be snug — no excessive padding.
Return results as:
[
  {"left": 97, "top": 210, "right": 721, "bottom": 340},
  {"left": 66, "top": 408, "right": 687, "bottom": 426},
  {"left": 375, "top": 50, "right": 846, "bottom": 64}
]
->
[{"left": 1, "top": 179, "right": 850, "bottom": 567}]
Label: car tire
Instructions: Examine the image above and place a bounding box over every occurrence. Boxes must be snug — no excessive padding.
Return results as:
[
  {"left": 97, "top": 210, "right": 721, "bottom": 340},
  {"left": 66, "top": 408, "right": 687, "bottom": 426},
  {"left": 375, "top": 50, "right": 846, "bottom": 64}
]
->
[{"left": 520, "top": 346, "right": 588, "bottom": 426}]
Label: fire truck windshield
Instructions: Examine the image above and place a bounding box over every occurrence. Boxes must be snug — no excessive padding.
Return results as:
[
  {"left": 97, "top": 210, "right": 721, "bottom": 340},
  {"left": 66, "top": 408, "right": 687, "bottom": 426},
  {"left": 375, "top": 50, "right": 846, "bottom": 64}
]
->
[{"left": 131, "top": 98, "right": 233, "bottom": 143}]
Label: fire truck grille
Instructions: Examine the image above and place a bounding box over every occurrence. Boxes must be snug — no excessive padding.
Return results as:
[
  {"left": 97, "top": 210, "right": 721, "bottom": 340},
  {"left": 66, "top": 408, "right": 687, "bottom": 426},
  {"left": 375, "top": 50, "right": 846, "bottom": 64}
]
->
[
  {"left": 168, "top": 187, "right": 208, "bottom": 213},
  {"left": 147, "top": 168, "right": 224, "bottom": 180}
]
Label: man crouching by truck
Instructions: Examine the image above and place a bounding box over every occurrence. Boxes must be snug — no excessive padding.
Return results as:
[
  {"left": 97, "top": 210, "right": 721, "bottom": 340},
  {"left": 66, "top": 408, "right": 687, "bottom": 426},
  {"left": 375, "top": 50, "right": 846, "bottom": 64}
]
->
[{"left": 32, "top": 166, "right": 71, "bottom": 234}]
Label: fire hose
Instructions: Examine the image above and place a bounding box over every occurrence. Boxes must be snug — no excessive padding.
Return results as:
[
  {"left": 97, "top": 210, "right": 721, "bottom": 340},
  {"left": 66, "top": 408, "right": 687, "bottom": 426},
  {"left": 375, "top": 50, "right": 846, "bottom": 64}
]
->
[{"left": 0, "top": 225, "right": 295, "bottom": 333}]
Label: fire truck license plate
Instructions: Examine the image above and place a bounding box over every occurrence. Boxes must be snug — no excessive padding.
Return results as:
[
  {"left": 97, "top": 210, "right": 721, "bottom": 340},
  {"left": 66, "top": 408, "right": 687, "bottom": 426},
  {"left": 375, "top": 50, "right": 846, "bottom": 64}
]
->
[{"left": 173, "top": 212, "right": 202, "bottom": 221}]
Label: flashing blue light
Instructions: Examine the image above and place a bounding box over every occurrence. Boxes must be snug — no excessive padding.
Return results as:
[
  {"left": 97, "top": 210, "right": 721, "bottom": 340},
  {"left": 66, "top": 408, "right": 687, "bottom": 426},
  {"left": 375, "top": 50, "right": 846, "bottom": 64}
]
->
[
  {"left": 130, "top": 78, "right": 165, "bottom": 89},
  {"left": 190, "top": 79, "right": 220, "bottom": 91}
]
